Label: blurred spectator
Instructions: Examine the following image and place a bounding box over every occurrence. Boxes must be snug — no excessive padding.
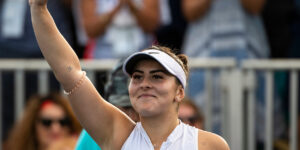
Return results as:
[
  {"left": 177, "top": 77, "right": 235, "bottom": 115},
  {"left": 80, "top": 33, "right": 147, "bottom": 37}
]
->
[
  {"left": 104, "top": 59, "right": 139, "bottom": 122},
  {"left": 75, "top": 60, "right": 139, "bottom": 150},
  {"left": 273, "top": 111, "right": 300, "bottom": 150},
  {"left": 4, "top": 93, "right": 81, "bottom": 150},
  {"left": 288, "top": 0, "right": 300, "bottom": 58},
  {"left": 0, "top": 0, "right": 77, "bottom": 58},
  {"left": 72, "top": 0, "right": 89, "bottom": 58},
  {"left": 47, "top": 136, "right": 78, "bottom": 150},
  {"left": 262, "top": 1, "right": 300, "bottom": 148},
  {"left": 182, "top": 0, "right": 269, "bottom": 60},
  {"left": 75, "top": 130, "right": 100, "bottom": 150},
  {"left": 80, "top": 0, "right": 159, "bottom": 59},
  {"left": 288, "top": 0, "right": 300, "bottom": 120},
  {"left": 79, "top": 0, "right": 160, "bottom": 100},
  {"left": 155, "top": 0, "right": 187, "bottom": 51},
  {"left": 262, "top": 0, "right": 294, "bottom": 59},
  {"left": 181, "top": 0, "right": 269, "bottom": 135},
  {"left": 0, "top": 0, "right": 79, "bottom": 140},
  {"left": 179, "top": 97, "right": 204, "bottom": 129}
]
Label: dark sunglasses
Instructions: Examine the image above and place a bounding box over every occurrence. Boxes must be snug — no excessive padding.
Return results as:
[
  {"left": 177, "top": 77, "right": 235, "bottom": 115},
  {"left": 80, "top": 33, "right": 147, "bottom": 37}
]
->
[
  {"left": 179, "top": 115, "right": 199, "bottom": 124},
  {"left": 38, "top": 117, "right": 70, "bottom": 128}
]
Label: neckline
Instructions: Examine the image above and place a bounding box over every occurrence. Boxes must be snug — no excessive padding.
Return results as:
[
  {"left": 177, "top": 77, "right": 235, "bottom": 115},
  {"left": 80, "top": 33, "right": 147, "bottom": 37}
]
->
[{"left": 137, "top": 120, "right": 183, "bottom": 148}]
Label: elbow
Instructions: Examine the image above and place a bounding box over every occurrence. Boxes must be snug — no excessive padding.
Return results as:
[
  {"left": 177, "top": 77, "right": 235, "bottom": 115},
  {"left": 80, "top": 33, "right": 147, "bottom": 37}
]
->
[
  {"left": 84, "top": 25, "right": 103, "bottom": 39},
  {"left": 182, "top": 1, "right": 211, "bottom": 22},
  {"left": 141, "top": 20, "right": 160, "bottom": 33},
  {"left": 86, "top": 30, "right": 99, "bottom": 39},
  {"left": 244, "top": 7, "right": 263, "bottom": 15},
  {"left": 143, "top": 25, "right": 159, "bottom": 33},
  {"left": 184, "top": 14, "right": 199, "bottom": 22},
  {"left": 184, "top": 12, "right": 206, "bottom": 22},
  {"left": 242, "top": 0, "right": 266, "bottom": 15},
  {"left": 183, "top": 7, "right": 210, "bottom": 22}
]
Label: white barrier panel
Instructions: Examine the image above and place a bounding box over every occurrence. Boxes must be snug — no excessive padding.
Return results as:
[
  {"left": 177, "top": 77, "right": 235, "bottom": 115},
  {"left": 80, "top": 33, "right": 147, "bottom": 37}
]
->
[
  {"left": 0, "top": 59, "right": 299, "bottom": 150},
  {"left": 243, "top": 59, "right": 300, "bottom": 150}
]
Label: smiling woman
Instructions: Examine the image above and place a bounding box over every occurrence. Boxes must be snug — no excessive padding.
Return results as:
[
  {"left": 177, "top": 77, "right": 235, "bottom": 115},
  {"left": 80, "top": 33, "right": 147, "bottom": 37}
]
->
[
  {"left": 5, "top": 93, "right": 81, "bottom": 150},
  {"left": 123, "top": 48, "right": 187, "bottom": 120},
  {"left": 29, "top": 0, "right": 230, "bottom": 149},
  {"left": 128, "top": 59, "right": 180, "bottom": 117}
]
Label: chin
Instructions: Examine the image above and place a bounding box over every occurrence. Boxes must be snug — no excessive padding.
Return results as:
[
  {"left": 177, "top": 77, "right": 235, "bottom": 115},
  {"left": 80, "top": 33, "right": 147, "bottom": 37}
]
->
[{"left": 138, "top": 108, "right": 159, "bottom": 117}]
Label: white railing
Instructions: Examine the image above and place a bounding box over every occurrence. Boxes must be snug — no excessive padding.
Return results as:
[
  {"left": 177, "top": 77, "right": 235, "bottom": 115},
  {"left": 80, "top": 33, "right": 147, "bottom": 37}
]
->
[
  {"left": 0, "top": 59, "right": 299, "bottom": 150},
  {"left": 242, "top": 60, "right": 300, "bottom": 150}
]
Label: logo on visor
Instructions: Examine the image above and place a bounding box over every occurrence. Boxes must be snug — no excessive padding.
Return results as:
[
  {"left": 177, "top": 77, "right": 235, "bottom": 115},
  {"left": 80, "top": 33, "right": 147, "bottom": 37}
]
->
[{"left": 148, "top": 52, "right": 159, "bottom": 55}]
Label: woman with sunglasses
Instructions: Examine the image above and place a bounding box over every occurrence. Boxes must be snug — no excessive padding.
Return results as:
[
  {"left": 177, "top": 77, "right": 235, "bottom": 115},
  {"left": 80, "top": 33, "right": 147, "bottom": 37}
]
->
[
  {"left": 5, "top": 93, "right": 81, "bottom": 150},
  {"left": 29, "top": 0, "right": 230, "bottom": 149},
  {"left": 179, "top": 98, "right": 204, "bottom": 129}
]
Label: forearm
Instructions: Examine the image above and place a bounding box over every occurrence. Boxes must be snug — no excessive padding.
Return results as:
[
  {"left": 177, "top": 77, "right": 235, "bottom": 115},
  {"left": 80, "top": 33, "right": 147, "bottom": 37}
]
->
[
  {"left": 241, "top": 0, "right": 266, "bottom": 15},
  {"left": 84, "top": 12, "right": 116, "bottom": 38},
  {"left": 81, "top": 0, "right": 120, "bottom": 38},
  {"left": 182, "top": 0, "right": 211, "bottom": 22},
  {"left": 30, "top": 4, "right": 82, "bottom": 89},
  {"left": 127, "top": 0, "right": 159, "bottom": 33}
]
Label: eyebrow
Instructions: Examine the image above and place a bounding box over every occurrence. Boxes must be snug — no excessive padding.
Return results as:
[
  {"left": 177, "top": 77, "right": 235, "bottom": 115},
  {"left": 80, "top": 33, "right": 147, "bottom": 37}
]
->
[
  {"left": 132, "top": 69, "right": 169, "bottom": 74},
  {"left": 150, "top": 70, "right": 168, "bottom": 74}
]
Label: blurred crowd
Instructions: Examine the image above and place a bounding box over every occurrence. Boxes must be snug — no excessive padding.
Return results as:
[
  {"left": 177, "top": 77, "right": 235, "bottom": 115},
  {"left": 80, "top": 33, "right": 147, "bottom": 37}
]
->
[{"left": 1, "top": 0, "right": 300, "bottom": 149}]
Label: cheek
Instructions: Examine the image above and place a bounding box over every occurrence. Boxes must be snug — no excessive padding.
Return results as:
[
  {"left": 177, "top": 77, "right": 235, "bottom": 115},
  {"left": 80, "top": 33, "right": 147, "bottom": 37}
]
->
[
  {"left": 36, "top": 124, "right": 45, "bottom": 134},
  {"left": 128, "top": 82, "right": 137, "bottom": 97},
  {"left": 157, "top": 89, "right": 170, "bottom": 99},
  {"left": 157, "top": 84, "right": 176, "bottom": 99},
  {"left": 62, "top": 127, "right": 71, "bottom": 135},
  {"left": 36, "top": 124, "right": 48, "bottom": 143}
]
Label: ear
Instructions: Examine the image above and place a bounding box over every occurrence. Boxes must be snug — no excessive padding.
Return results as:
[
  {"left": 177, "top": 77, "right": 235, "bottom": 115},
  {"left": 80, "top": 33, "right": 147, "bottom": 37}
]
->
[{"left": 175, "top": 86, "right": 185, "bottom": 102}]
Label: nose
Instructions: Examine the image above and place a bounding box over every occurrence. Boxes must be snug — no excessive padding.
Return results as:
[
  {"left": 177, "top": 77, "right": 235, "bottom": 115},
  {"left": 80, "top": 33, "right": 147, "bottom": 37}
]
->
[
  {"left": 140, "top": 77, "right": 151, "bottom": 89},
  {"left": 50, "top": 122, "right": 63, "bottom": 133}
]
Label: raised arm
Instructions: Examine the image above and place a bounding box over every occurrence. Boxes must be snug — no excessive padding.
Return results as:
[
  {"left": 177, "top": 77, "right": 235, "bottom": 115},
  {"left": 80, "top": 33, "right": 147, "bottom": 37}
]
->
[
  {"left": 182, "top": 0, "right": 211, "bottom": 22},
  {"left": 30, "top": 1, "right": 80, "bottom": 85},
  {"left": 29, "top": 0, "right": 135, "bottom": 149},
  {"left": 125, "top": 0, "right": 160, "bottom": 33}
]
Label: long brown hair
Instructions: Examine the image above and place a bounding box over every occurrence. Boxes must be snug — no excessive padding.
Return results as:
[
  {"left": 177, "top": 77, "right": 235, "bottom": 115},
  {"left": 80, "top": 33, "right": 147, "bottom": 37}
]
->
[{"left": 5, "top": 92, "right": 81, "bottom": 150}]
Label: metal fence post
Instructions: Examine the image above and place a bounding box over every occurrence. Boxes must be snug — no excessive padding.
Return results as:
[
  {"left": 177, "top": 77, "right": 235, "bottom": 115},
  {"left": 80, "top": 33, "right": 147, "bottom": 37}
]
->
[
  {"left": 265, "top": 71, "right": 274, "bottom": 150},
  {"left": 14, "top": 70, "right": 25, "bottom": 121},
  {"left": 290, "top": 70, "right": 298, "bottom": 150},
  {"left": 228, "top": 69, "right": 244, "bottom": 150},
  {"left": 204, "top": 70, "right": 213, "bottom": 132},
  {"left": 38, "top": 70, "right": 49, "bottom": 95},
  {"left": 245, "top": 70, "right": 256, "bottom": 150},
  {"left": 0, "top": 72, "right": 2, "bottom": 150}
]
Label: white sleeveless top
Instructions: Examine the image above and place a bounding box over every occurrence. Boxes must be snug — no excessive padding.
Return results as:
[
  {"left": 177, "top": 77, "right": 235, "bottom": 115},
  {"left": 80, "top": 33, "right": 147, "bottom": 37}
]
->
[{"left": 121, "top": 122, "right": 198, "bottom": 150}]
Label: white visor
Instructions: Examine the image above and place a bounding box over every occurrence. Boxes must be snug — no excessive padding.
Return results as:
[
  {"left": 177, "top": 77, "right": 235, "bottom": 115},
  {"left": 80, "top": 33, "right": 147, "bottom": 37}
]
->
[{"left": 122, "top": 49, "right": 186, "bottom": 89}]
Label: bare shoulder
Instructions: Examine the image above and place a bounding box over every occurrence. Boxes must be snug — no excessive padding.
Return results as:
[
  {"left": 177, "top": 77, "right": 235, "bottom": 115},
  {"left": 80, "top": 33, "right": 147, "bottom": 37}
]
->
[{"left": 198, "top": 129, "right": 230, "bottom": 150}]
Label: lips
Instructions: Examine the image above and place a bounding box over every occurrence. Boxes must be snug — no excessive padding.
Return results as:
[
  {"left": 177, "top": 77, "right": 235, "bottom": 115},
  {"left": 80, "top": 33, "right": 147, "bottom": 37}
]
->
[
  {"left": 50, "top": 134, "right": 61, "bottom": 140},
  {"left": 138, "top": 94, "right": 155, "bottom": 99}
]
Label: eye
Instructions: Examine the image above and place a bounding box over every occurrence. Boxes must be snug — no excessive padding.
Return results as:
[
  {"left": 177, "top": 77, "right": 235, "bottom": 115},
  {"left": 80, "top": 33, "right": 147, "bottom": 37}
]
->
[
  {"left": 152, "top": 74, "right": 163, "bottom": 79},
  {"left": 132, "top": 74, "right": 142, "bottom": 80}
]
